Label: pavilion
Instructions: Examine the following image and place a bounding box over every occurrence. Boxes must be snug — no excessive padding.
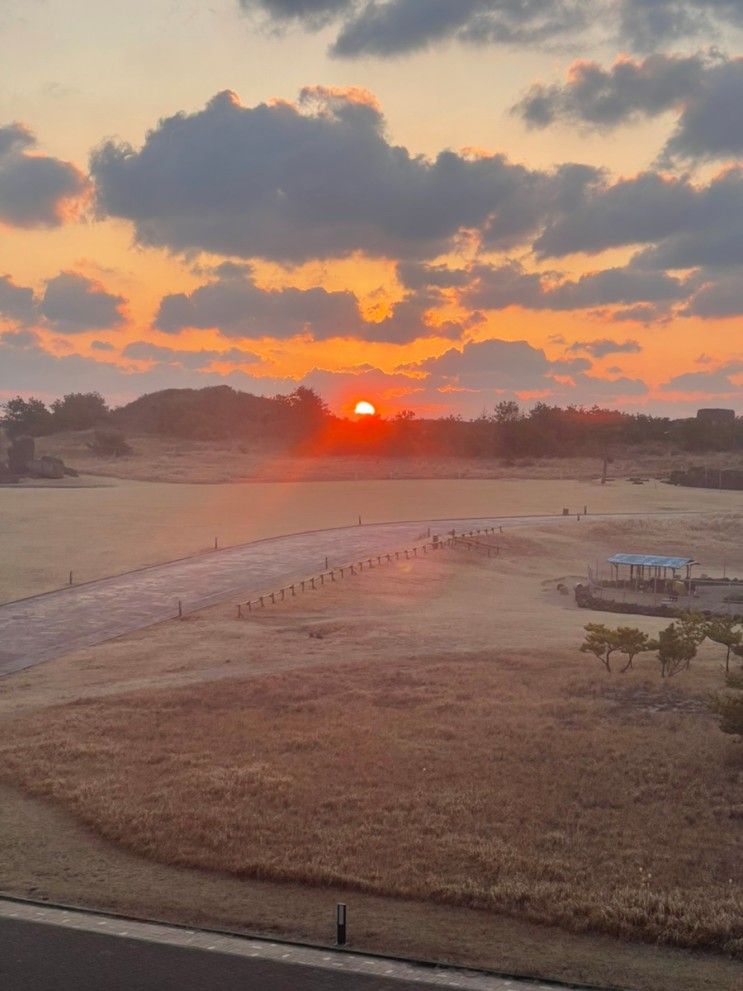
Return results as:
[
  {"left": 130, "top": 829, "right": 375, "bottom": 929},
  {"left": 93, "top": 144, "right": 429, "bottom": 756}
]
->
[{"left": 607, "top": 553, "right": 697, "bottom": 595}]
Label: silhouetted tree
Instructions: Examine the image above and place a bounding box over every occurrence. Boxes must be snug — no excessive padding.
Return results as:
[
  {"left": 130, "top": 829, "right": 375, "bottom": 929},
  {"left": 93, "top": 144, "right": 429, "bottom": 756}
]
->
[
  {"left": 51, "top": 392, "right": 109, "bottom": 431},
  {"left": 0, "top": 397, "right": 54, "bottom": 437}
]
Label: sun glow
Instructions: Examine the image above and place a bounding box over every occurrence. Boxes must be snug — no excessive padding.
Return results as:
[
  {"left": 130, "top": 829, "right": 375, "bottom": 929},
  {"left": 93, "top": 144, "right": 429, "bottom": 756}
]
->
[{"left": 354, "top": 400, "right": 376, "bottom": 416}]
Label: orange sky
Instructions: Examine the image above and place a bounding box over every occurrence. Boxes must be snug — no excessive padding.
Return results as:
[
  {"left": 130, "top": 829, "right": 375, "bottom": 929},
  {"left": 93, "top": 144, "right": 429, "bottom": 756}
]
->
[{"left": 0, "top": 1, "right": 741, "bottom": 416}]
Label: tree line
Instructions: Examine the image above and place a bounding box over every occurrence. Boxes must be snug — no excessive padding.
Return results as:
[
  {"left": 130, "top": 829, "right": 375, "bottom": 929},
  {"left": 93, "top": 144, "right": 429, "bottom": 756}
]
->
[{"left": 1, "top": 386, "right": 741, "bottom": 457}]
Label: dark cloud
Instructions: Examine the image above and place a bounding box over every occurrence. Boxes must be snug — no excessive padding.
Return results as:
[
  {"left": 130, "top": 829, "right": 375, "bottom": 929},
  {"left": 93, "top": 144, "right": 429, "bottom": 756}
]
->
[
  {"left": 513, "top": 52, "right": 705, "bottom": 128},
  {"left": 155, "top": 266, "right": 364, "bottom": 339},
  {"left": 661, "top": 360, "right": 742, "bottom": 393},
  {"left": 122, "top": 341, "right": 260, "bottom": 369},
  {"left": 239, "top": 1, "right": 743, "bottom": 57},
  {"left": 0, "top": 328, "right": 40, "bottom": 348},
  {"left": 513, "top": 52, "right": 743, "bottom": 164},
  {"left": 40, "top": 272, "right": 126, "bottom": 334},
  {"left": 610, "top": 302, "right": 671, "bottom": 322},
  {"left": 240, "top": 0, "right": 350, "bottom": 27},
  {"left": 396, "top": 261, "right": 469, "bottom": 290},
  {"left": 0, "top": 334, "right": 295, "bottom": 403},
  {"left": 0, "top": 121, "right": 88, "bottom": 228},
  {"left": 627, "top": 168, "right": 743, "bottom": 270},
  {"left": 358, "top": 294, "right": 469, "bottom": 344},
  {"left": 410, "top": 338, "right": 589, "bottom": 392},
  {"left": 534, "top": 172, "right": 704, "bottom": 260},
  {"left": 681, "top": 270, "right": 743, "bottom": 317},
  {"left": 463, "top": 260, "right": 684, "bottom": 311},
  {"left": 90, "top": 88, "right": 584, "bottom": 263},
  {"left": 90, "top": 86, "right": 743, "bottom": 274},
  {"left": 618, "top": 0, "right": 743, "bottom": 49},
  {"left": 0, "top": 274, "right": 36, "bottom": 324},
  {"left": 155, "top": 266, "right": 464, "bottom": 344},
  {"left": 566, "top": 338, "right": 643, "bottom": 357}
]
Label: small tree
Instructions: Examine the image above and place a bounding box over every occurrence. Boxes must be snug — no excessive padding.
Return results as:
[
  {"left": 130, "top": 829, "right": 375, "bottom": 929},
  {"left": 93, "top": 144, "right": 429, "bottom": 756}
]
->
[
  {"left": 1, "top": 396, "right": 53, "bottom": 437},
  {"left": 51, "top": 392, "right": 109, "bottom": 431},
  {"left": 709, "top": 671, "right": 743, "bottom": 739},
  {"left": 657, "top": 622, "right": 698, "bottom": 678},
  {"left": 615, "top": 627, "right": 656, "bottom": 673},
  {"left": 580, "top": 623, "right": 621, "bottom": 672},
  {"left": 705, "top": 617, "right": 743, "bottom": 673}
]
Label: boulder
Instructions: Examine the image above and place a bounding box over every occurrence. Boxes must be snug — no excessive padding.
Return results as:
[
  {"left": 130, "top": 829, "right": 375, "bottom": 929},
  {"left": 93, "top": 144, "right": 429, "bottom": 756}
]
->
[
  {"left": 26, "top": 456, "right": 66, "bottom": 480},
  {"left": 8, "top": 435, "right": 34, "bottom": 474}
]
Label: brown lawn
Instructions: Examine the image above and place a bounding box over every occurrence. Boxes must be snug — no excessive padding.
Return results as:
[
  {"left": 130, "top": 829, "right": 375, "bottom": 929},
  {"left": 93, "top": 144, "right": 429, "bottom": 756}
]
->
[{"left": 1, "top": 512, "right": 742, "bottom": 990}]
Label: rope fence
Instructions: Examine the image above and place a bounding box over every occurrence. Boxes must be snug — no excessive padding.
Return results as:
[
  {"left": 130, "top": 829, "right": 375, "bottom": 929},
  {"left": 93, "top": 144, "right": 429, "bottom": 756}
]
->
[{"left": 235, "top": 526, "right": 502, "bottom": 618}]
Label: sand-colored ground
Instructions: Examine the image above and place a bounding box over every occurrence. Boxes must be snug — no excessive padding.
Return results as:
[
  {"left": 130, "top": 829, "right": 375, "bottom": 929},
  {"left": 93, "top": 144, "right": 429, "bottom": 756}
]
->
[
  {"left": 2, "top": 474, "right": 741, "bottom": 602},
  {"left": 1, "top": 515, "right": 742, "bottom": 991},
  {"left": 35, "top": 430, "right": 743, "bottom": 485}
]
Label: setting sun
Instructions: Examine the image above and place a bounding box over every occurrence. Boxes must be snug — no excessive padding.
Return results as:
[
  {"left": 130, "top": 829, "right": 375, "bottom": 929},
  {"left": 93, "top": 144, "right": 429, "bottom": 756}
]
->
[{"left": 354, "top": 400, "right": 376, "bottom": 416}]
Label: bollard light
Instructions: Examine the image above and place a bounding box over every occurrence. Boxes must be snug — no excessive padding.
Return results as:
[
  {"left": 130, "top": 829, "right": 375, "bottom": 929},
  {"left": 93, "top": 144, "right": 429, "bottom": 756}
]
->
[{"left": 336, "top": 903, "right": 347, "bottom": 946}]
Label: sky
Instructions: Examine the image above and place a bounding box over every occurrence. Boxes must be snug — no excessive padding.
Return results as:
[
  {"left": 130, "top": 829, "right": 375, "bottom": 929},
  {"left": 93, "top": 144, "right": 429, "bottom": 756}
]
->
[{"left": 0, "top": 0, "right": 742, "bottom": 418}]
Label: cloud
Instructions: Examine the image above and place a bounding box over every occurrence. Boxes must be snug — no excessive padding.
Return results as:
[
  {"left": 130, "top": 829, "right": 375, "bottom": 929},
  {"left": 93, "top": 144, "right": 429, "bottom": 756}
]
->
[
  {"left": 0, "top": 328, "right": 40, "bottom": 348},
  {"left": 239, "top": 1, "right": 743, "bottom": 57},
  {"left": 410, "top": 338, "right": 589, "bottom": 392},
  {"left": 617, "top": 0, "right": 743, "bottom": 50},
  {"left": 397, "top": 261, "right": 469, "bottom": 290},
  {"left": 0, "top": 122, "right": 88, "bottom": 228},
  {"left": 513, "top": 51, "right": 743, "bottom": 164},
  {"left": 40, "top": 272, "right": 127, "bottom": 334},
  {"left": 240, "top": 0, "right": 350, "bottom": 28},
  {"left": 661, "top": 360, "right": 743, "bottom": 393},
  {"left": 610, "top": 302, "right": 671, "bottom": 322},
  {"left": 463, "top": 260, "right": 685, "bottom": 311},
  {"left": 534, "top": 168, "right": 743, "bottom": 264},
  {"left": 90, "top": 88, "right": 586, "bottom": 263},
  {"left": 0, "top": 333, "right": 295, "bottom": 404},
  {"left": 566, "top": 338, "right": 642, "bottom": 357},
  {"left": 156, "top": 265, "right": 465, "bottom": 344},
  {"left": 156, "top": 266, "right": 364, "bottom": 340},
  {"left": 122, "top": 341, "right": 260, "bottom": 369},
  {"left": 681, "top": 270, "right": 743, "bottom": 317},
  {"left": 513, "top": 52, "right": 704, "bottom": 128},
  {"left": 0, "top": 273, "right": 36, "bottom": 324}
]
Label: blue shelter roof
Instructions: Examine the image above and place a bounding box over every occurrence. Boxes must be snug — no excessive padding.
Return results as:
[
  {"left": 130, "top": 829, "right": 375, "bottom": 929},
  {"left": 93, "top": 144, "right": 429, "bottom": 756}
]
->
[{"left": 608, "top": 554, "right": 694, "bottom": 569}]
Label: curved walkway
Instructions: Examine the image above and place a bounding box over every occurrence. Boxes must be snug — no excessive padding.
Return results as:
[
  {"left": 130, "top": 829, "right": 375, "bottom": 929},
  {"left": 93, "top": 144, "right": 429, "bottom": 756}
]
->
[{"left": 0, "top": 513, "right": 687, "bottom": 678}]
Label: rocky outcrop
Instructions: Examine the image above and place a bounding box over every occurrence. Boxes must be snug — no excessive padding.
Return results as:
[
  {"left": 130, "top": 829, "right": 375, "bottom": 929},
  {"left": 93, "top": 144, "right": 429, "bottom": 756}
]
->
[{"left": 1, "top": 435, "right": 78, "bottom": 482}]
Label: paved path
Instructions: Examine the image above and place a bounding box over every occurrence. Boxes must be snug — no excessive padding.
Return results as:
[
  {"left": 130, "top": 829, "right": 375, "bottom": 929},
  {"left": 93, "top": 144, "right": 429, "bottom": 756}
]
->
[
  {"left": 0, "top": 513, "right": 688, "bottom": 678},
  {"left": 0, "top": 899, "right": 572, "bottom": 991}
]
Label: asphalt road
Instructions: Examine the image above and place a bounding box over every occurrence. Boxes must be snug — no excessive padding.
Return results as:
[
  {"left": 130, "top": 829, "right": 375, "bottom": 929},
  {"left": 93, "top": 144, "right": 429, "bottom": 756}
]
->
[
  {"left": 0, "top": 916, "right": 429, "bottom": 991},
  {"left": 0, "top": 903, "right": 559, "bottom": 991}
]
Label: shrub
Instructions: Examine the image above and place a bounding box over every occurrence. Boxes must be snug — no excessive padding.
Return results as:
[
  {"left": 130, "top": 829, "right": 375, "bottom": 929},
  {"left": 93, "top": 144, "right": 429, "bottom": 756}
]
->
[{"left": 88, "top": 427, "right": 132, "bottom": 457}]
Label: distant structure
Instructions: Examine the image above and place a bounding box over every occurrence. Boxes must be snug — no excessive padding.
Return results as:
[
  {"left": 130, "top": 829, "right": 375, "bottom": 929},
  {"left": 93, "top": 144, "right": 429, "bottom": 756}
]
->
[{"left": 696, "top": 408, "right": 735, "bottom": 424}]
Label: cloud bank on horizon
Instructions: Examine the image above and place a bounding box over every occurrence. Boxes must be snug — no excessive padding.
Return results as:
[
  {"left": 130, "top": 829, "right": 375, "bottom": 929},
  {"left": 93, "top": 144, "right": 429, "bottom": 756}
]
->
[{"left": 0, "top": 0, "right": 741, "bottom": 416}]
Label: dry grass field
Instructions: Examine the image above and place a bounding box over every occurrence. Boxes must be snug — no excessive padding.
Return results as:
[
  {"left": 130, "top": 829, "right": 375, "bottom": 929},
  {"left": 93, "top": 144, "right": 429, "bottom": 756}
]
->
[
  {"left": 2, "top": 473, "right": 742, "bottom": 602},
  {"left": 37, "top": 429, "right": 743, "bottom": 484},
  {"left": 1, "top": 514, "right": 742, "bottom": 991}
]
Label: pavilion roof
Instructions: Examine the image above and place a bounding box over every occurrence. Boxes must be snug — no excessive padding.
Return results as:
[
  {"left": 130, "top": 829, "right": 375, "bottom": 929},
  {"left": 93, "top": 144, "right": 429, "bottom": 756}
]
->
[{"left": 608, "top": 554, "right": 695, "bottom": 569}]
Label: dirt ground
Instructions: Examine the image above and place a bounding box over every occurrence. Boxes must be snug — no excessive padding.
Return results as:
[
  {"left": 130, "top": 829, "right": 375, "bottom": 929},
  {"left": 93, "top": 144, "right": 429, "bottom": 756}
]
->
[
  {"left": 35, "top": 430, "right": 743, "bottom": 485},
  {"left": 1, "top": 515, "right": 742, "bottom": 991},
  {"left": 2, "top": 474, "right": 742, "bottom": 602}
]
